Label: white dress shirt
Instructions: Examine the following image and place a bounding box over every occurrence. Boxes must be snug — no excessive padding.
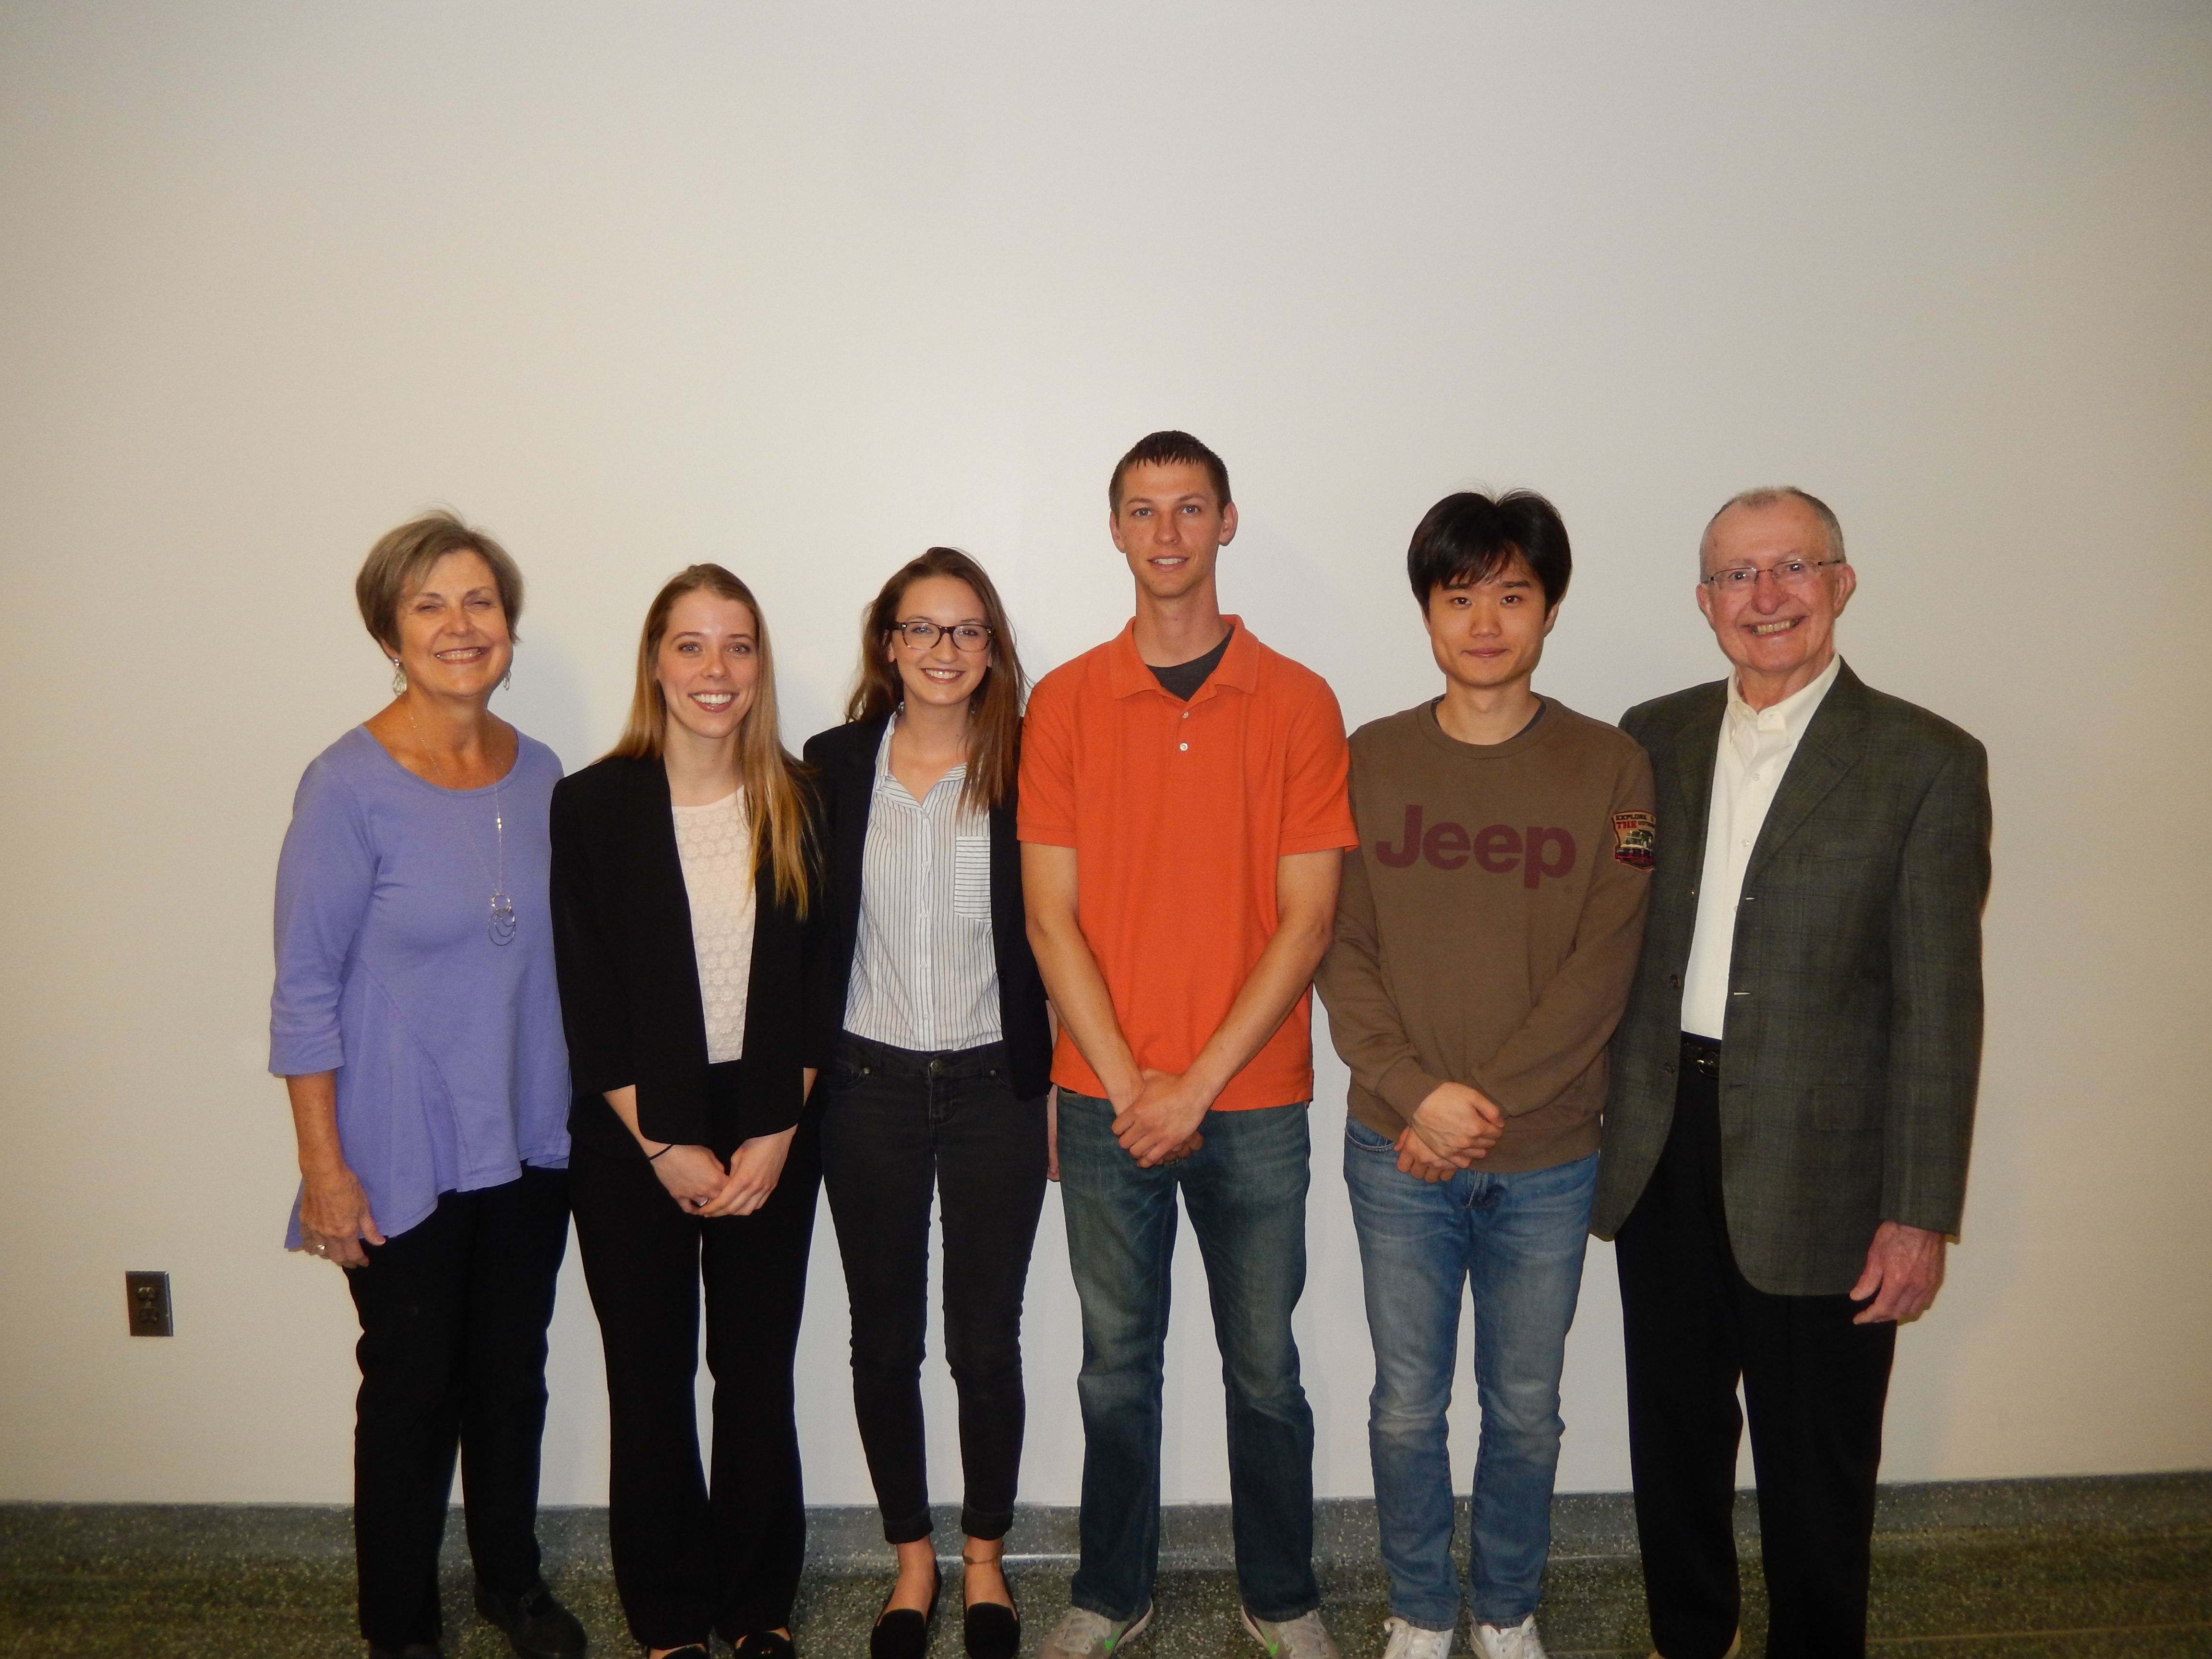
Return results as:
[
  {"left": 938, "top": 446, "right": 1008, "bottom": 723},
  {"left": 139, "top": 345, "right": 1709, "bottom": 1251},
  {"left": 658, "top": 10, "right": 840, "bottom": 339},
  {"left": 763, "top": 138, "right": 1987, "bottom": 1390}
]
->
[
  {"left": 1680, "top": 654, "right": 1842, "bottom": 1039},
  {"left": 842, "top": 717, "right": 1003, "bottom": 1053}
]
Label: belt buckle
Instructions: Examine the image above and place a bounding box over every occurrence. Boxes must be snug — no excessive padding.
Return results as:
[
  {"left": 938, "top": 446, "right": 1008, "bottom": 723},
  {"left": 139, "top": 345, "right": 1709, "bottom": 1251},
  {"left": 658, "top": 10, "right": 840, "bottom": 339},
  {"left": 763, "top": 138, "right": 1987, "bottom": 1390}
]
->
[{"left": 1681, "top": 1038, "right": 1722, "bottom": 1078}]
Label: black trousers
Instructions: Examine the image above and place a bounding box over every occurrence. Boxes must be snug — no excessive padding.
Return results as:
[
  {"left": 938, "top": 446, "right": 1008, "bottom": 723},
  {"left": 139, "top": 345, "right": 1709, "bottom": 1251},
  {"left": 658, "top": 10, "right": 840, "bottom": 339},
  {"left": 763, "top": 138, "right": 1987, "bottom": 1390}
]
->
[
  {"left": 1615, "top": 1051, "right": 1897, "bottom": 1659},
  {"left": 820, "top": 1034, "right": 1049, "bottom": 1543},
  {"left": 569, "top": 1119, "right": 820, "bottom": 1647},
  {"left": 345, "top": 1165, "right": 571, "bottom": 1649}
]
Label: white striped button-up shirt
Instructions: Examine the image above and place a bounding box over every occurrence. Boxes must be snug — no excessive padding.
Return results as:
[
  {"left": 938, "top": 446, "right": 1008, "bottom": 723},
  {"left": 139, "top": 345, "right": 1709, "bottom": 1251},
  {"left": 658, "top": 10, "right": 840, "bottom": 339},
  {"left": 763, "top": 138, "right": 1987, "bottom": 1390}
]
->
[{"left": 842, "top": 718, "right": 1003, "bottom": 1054}]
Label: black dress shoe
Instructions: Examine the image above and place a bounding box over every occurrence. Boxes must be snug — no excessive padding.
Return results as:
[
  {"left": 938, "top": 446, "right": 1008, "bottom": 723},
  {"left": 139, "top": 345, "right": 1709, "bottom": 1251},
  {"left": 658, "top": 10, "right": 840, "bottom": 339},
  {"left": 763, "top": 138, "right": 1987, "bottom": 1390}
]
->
[
  {"left": 730, "top": 1635, "right": 794, "bottom": 1658},
  {"left": 870, "top": 1564, "right": 941, "bottom": 1659},
  {"left": 367, "top": 1646, "right": 442, "bottom": 1659},
  {"left": 474, "top": 1579, "right": 587, "bottom": 1659}
]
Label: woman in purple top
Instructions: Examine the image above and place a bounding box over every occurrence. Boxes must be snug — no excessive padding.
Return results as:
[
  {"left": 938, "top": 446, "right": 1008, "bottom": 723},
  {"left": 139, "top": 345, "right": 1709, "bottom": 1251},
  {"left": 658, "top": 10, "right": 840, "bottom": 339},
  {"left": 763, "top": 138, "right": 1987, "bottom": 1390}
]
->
[{"left": 269, "top": 512, "right": 583, "bottom": 1659}]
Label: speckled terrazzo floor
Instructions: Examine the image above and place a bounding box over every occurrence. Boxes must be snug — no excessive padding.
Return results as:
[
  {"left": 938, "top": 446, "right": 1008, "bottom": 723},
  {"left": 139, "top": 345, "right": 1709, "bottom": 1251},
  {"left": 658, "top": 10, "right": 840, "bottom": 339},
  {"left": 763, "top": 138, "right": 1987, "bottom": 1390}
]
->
[{"left": 3, "top": 1476, "right": 2207, "bottom": 1658}]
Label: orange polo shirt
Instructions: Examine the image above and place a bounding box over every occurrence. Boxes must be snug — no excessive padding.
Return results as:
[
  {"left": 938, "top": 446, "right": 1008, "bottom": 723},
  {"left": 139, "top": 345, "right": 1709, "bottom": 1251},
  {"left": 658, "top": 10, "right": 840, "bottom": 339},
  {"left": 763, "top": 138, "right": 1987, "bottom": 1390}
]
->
[{"left": 1018, "top": 618, "right": 1358, "bottom": 1111}]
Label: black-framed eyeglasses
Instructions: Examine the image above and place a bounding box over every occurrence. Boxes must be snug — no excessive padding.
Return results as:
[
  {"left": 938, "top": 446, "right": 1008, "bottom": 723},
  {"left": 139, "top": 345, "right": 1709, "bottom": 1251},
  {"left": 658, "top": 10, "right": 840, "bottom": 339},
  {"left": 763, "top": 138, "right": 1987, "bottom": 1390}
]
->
[
  {"left": 1700, "top": 557, "right": 1845, "bottom": 591},
  {"left": 891, "top": 620, "right": 993, "bottom": 652}
]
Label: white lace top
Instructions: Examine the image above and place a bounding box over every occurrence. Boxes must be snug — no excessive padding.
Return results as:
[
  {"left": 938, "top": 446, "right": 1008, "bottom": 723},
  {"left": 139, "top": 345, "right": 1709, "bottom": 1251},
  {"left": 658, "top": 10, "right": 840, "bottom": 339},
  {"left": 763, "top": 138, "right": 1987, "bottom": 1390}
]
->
[{"left": 671, "top": 788, "right": 756, "bottom": 1063}]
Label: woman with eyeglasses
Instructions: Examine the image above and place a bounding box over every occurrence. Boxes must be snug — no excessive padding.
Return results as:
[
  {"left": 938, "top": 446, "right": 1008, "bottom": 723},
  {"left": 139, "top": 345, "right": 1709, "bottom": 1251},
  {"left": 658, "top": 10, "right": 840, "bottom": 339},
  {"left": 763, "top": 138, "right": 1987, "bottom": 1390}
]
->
[
  {"left": 549, "top": 564, "right": 820, "bottom": 1659},
  {"left": 802, "top": 548, "right": 1052, "bottom": 1659}
]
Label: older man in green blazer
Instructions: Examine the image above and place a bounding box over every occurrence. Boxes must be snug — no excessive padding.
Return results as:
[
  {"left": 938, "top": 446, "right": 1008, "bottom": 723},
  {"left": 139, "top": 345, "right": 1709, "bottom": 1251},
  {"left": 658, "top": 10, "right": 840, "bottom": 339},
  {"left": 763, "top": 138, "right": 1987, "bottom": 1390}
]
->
[{"left": 1593, "top": 488, "right": 1991, "bottom": 1659}]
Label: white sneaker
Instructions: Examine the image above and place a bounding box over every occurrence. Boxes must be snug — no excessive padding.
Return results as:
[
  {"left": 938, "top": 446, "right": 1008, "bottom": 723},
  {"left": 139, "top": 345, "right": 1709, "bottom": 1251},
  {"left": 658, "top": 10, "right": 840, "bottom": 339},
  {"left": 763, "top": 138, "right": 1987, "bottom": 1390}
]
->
[
  {"left": 1381, "top": 1615, "right": 1455, "bottom": 1659},
  {"left": 1240, "top": 1606, "right": 1345, "bottom": 1659},
  {"left": 1472, "top": 1613, "right": 1549, "bottom": 1659},
  {"left": 1041, "top": 1602, "right": 1154, "bottom": 1657}
]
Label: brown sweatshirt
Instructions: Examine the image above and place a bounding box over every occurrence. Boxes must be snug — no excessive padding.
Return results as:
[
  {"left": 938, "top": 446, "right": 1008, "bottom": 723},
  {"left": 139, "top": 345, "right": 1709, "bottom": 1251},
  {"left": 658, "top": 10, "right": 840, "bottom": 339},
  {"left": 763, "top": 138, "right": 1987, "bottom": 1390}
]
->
[{"left": 1316, "top": 697, "right": 1656, "bottom": 1172}]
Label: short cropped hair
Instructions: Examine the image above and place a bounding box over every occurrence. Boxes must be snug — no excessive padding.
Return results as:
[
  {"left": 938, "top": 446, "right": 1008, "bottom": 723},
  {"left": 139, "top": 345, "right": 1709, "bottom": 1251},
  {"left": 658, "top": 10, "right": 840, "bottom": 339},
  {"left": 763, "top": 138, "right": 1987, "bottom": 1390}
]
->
[
  {"left": 1406, "top": 489, "right": 1572, "bottom": 611},
  {"left": 1108, "top": 430, "right": 1233, "bottom": 513},
  {"left": 1700, "top": 486, "right": 1846, "bottom": 569},
  {"left": 354, "top": 510, "right": 524, "bottom": 653}
]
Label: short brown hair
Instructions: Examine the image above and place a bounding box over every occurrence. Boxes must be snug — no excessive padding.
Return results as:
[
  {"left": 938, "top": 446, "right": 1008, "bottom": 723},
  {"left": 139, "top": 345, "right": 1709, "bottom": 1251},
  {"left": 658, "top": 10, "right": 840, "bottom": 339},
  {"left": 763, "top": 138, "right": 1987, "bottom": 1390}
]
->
[
  {"left": 354, "top": 510, "right": 524, "bottom": 653},
  {"left": 1108, "top": 430, "right": 1232, "bottom": 513},
  {"left": 605, "top": 564, "right": 815, "bottom": 916},
  {"left": 846, "top": 547, "right": 1028, "bottom": 813}
]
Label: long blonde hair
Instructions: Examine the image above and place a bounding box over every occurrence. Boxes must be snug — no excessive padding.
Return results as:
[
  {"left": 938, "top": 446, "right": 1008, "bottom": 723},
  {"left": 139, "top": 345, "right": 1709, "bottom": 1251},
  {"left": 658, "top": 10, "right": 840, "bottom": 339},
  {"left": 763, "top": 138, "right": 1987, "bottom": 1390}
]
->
[{"left": 606, "top": 564, "right": 814, "bottom": 916}]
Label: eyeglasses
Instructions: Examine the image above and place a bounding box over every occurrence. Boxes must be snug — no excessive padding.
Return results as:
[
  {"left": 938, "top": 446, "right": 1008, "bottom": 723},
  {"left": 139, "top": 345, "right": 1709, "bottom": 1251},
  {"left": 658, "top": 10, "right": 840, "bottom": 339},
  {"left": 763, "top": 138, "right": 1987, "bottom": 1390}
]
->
[
  {"left": 891, "top": 620, "right": 994, "bottom": 652},
  {"left": 1700, "top": 557, "right": 1845, "bottom": 591}
]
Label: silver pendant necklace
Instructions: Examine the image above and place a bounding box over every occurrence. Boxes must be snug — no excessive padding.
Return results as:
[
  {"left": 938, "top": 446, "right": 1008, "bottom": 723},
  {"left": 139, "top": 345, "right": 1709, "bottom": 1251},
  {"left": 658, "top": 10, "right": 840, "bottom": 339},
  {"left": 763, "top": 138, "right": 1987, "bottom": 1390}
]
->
[{"left": 409, "top": 704, "right": 517, "bottom": 946}]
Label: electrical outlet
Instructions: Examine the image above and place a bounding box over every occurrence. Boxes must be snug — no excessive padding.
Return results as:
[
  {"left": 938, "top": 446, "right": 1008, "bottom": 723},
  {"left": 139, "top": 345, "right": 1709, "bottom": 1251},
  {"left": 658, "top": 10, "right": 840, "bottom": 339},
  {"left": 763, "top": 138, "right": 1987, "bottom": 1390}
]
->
[{"left": 125, "top": 1271, "right": 173, "bottom": 1337}]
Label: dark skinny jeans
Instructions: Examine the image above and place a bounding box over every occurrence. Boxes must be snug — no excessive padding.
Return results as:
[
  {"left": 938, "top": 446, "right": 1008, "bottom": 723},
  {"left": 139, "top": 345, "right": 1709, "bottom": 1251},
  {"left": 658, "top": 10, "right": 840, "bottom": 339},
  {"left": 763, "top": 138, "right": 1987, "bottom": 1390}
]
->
[{"left": 820, "top": 1033, "right": 1049, "bottom": 1542}]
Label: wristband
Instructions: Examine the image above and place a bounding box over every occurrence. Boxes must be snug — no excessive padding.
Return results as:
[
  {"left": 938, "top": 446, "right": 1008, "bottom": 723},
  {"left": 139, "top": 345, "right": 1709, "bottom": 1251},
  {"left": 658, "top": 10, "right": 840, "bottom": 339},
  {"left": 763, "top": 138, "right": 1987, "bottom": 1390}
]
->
[{"left": 646, "top": 1142, "right": 675, "bottom": 1161}]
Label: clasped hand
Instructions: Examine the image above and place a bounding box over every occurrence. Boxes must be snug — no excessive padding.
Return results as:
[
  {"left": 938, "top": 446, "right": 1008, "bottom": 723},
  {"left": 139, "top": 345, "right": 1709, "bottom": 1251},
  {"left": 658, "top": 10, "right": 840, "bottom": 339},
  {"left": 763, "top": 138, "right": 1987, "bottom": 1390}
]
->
[
  {"left": 649, "top": 1127, "right": 798, "bottom": 1218},
  {"left": 1110, "top": 1069, "right": 1210, "bottom": 1168},
  {"left": 1395, "top": 1081, "right": 1506, "bottom": 1182}
]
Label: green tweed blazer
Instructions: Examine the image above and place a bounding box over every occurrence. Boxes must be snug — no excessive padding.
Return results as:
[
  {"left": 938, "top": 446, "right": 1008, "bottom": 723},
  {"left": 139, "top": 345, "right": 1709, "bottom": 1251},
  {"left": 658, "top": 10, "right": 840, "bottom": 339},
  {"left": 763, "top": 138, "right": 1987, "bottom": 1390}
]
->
[{"left": 1590, "top": 661, "right": 1991, "bottom": 1296}]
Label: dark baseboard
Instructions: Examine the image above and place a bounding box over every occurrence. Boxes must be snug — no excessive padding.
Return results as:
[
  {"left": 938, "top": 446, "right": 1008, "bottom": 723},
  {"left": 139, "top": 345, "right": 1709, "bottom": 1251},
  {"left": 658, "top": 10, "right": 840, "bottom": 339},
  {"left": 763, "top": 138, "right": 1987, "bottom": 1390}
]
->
[{"left": 3, "top": 1471, "right": 2205, "bottom": 1575}]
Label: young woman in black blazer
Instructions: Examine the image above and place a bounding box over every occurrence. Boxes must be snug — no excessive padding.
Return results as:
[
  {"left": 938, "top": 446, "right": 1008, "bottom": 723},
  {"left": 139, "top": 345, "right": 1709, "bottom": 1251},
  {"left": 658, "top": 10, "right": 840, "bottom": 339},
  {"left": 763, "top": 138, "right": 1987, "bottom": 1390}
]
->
[
  {"left": 550, "top": 564, "right": 819, "bottom": 1659},
  {"left": 802, "top": 548, "right": 1051, "bottom": 1659}
]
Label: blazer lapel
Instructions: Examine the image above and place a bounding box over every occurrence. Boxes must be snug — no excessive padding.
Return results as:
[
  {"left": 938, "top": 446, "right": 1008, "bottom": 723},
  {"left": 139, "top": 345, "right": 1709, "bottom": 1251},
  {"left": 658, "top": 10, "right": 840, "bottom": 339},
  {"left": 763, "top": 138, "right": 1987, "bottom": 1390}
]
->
[
  {"left": 626, "top": 755, "right": 711, "bottom": 1072},
  {"left": 1665, "top": 685, "right": 1725, "bottom": 876},
  {"left": 1744, "top": 663, "right": 1868, "bottom": 884}
]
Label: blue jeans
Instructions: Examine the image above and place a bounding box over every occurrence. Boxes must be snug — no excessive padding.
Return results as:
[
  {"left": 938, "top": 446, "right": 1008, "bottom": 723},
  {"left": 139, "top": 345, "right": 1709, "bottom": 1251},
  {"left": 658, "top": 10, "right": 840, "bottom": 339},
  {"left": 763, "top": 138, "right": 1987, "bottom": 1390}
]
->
[
  {"left": 1057, "top": 1091, "right": 1319, "bottom": 1623},
  {"left": 1344, "top": 1117, "right": 1596, "bottom": 1630}
]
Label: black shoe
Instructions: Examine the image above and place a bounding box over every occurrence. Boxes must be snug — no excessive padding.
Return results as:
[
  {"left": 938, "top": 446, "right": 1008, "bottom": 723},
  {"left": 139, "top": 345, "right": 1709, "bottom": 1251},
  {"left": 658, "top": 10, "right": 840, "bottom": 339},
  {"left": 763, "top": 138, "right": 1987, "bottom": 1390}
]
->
[
  {"left": 730, "top": 1635, "right": 794, "bottom": 1658},
  {"left": 962, "top": 1599, "right": 1020, "bottom": 1659},
  {"left": 367, "top": 1647, "right": 442, "bottom": 1659},
  {"left": 870, "top": 1564, "right": 941, "bottom": 1659},
  {"left": 474, "top": 1579, "right": 587, "bottom": 1659},
  {"left": 661, "top": 1647, "right": 709, "bottom": 1659}
]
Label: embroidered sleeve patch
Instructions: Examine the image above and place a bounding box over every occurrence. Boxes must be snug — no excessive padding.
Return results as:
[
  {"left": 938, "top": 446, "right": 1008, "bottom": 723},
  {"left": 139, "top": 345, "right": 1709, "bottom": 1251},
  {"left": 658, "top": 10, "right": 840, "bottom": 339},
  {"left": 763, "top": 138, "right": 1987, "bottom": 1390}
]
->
[{"left": 1611, "top": 810, "right": 1657, "bottom": 870}]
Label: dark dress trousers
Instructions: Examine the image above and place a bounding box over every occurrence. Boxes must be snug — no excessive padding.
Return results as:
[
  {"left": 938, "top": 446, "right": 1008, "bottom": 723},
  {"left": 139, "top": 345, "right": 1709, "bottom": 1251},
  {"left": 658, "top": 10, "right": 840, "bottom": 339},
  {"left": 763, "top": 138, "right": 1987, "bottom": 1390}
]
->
[
  {"left": 1593, "top": 662, "right": 1991, "bottom": 1659},
  {"left": 801, "top": 714, "right": 1052, "bottom": 1543},
  {"left": 549, "top": 755, "right": 821, "bottom": 1647}
]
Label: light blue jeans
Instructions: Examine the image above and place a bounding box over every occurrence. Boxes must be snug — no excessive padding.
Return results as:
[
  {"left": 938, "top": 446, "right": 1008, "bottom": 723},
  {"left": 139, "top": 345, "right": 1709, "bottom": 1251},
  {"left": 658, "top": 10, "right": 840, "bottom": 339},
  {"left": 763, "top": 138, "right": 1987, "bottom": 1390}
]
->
[
  {"left": 1343, "top": 1116, "right": 1596, "bottom": 1631},
  {"left": 1058, "top": 1092, "right": 1320, "bottom": 1624}
]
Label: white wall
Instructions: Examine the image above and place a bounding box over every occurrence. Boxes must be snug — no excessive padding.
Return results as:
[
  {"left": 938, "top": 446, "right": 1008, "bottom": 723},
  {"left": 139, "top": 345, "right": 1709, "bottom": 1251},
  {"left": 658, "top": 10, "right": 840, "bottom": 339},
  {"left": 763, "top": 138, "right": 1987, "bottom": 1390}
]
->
[{"left": 2, "top": 1, "right": 2208, "bottom": 1507}]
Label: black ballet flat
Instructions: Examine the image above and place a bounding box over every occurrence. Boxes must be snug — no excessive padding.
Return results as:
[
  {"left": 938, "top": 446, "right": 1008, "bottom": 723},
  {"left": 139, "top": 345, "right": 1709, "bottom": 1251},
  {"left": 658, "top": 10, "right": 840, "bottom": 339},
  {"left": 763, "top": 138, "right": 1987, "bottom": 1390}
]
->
[
  {"left": 870, "top": 1564, "right": 941, "bottom": 1659},
  {"left": 729, "top": 1636, "right": 793, "bottom": 1659},
  {"left": 962, "top": 1599, "right": 1020, "bottom": 1659},
  {"left": 961, "top": 1550, "right": 1020, "bottom": 1659}
]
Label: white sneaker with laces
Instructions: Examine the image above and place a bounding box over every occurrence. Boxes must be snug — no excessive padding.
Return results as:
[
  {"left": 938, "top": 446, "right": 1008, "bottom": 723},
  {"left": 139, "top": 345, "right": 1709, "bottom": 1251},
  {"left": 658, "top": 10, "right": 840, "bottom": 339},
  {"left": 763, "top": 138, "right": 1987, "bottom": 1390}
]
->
[
  {"left": 1040, "top": 1603, "right": 1154, "bottom": 1658},
  {"left": 1239, "top": 1606, "right": 1344, "bottom": 1659},
  {"left": 1471, "top": 1613, "right": 1549, "bottom": 1659},
  {"left": 1380, "top": 1615, "right": 1455, "bottom": 1659}
]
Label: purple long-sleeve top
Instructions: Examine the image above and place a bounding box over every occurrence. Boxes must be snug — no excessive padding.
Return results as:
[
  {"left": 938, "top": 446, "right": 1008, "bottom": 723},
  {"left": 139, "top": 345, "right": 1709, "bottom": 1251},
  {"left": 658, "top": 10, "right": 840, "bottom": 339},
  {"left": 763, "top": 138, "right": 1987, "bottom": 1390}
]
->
[{"left": 269, "top": 725, "right": 571, "bottom": 1246}]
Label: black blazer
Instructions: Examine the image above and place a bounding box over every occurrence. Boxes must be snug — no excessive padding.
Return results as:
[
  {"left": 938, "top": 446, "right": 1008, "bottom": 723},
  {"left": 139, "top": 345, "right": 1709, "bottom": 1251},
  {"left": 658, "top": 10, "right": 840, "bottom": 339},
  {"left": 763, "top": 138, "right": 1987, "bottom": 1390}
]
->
[
  {"left": 801, "top": 714, "right": 1053, "bottom": 1099},
  {"left": 550, "top": 754, "right": 816, "bottom": 1160},
  {"left": 1591, "top": 661, "right": 1992, "bottom": 1295}
]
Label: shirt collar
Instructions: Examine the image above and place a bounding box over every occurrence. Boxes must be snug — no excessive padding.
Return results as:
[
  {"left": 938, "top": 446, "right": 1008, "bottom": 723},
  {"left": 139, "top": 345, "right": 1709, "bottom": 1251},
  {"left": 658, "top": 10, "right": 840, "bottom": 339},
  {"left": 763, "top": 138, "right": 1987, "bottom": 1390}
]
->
[
  {"left": 1105, "top": 614, "right": 1258, "bottom": 701},
  {"left": 874, "top": 709, "right": 966, "bottom": 797},
  {"left": 1725, "top": 650, "right": 1842, "bottom": 747}
]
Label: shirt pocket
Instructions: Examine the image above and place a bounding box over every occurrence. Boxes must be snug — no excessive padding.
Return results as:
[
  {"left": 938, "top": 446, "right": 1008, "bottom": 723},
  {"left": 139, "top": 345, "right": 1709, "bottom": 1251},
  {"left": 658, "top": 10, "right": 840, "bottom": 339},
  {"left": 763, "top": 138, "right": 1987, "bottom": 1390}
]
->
[{"left": 954, "top": 831, "right": 992, "bottom": 920}]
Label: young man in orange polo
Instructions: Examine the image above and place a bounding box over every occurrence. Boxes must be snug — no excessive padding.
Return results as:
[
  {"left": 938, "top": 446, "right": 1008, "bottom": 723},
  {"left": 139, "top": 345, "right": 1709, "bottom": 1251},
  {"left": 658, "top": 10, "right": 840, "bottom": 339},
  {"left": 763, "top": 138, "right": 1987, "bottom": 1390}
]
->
[{"left": 1021, "top": 431, "right": 1359, "bottom": 1659}]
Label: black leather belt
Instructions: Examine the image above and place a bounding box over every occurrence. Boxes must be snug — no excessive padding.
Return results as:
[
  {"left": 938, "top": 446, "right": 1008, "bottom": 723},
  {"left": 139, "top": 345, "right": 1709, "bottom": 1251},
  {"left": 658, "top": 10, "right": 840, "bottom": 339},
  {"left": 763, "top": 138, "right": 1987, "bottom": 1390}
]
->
[{"left": 1679, "top": 1034, "right": 1723, "bottom": 1077}]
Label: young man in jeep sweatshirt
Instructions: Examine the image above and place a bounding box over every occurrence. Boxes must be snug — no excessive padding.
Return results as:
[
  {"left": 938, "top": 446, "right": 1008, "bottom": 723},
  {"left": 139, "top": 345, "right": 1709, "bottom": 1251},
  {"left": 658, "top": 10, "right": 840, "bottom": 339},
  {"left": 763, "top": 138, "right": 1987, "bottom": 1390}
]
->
[{"left": 1315, "top": 490, "right": 1655, "bottom": 1659}]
